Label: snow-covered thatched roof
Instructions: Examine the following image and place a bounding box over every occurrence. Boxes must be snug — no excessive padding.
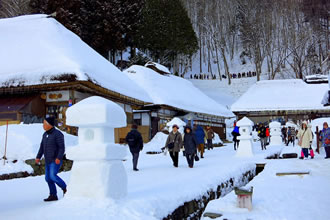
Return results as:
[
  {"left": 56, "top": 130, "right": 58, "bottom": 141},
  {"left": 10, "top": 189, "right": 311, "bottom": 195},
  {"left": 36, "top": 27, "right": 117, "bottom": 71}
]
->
[
  {"left": 124, "top": 65, "right": 234, "bottom": 118},
  {"left": 0, "top": 14, "right": 151, "bottom": 103},
  {"left": 231, "top": 79, "right": 330, "bottom": 112}
]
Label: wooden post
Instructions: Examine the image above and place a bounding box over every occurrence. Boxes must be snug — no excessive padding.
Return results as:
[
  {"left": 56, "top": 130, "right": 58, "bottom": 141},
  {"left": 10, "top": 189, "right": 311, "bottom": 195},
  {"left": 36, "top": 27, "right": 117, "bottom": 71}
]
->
[
  {"left": 316, "top": 126, "right": 320, "bottom": 154},
  {"left": 3, "top": 120, "right": 8, "bottom": 165}
]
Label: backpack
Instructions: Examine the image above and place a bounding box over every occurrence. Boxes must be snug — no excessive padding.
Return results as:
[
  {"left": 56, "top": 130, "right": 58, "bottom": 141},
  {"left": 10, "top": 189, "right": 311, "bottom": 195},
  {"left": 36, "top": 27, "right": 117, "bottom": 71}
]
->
[{"left": 126, "top": 132, "right": 137, "bottom": 148}]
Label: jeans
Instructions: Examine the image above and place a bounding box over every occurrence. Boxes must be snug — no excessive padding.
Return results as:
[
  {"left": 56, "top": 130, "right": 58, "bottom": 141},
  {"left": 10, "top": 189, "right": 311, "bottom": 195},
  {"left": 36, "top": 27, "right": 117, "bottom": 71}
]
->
[
  {"left": 260, "top": 137, "right": 267, "bottom": 150},
  {"left": 169, "top": 151, "right": 179, "bottom": 167},
  {"left": 131, "top": 152, "right": 139, "bottom": 169},
  {"left": 45, "top": 161, "right": 66, "bottom": 196},
  {"left": 186, "top": 153, "right": 195, "bottom": 167},
  {"left": 301, "top": 148, "right": 309, "bottom": 158}
]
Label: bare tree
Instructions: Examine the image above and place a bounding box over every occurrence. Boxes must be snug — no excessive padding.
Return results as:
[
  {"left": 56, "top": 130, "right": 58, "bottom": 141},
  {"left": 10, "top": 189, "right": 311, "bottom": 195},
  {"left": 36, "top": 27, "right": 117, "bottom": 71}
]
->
[{"left": 0, "top": 0, "right": 31, "bottom": 18}]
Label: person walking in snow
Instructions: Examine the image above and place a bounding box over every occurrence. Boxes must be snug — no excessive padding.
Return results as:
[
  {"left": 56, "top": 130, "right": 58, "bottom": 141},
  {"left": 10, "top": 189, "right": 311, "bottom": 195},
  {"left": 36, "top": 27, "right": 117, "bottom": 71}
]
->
[
  {"left": 297, "top": 121, "right": 313, "bottom": 159},
  {"left": 319, "top": 122, "right": 330, "bottom": 159},
  {"left": 206, "top": 126, "right": 215, "bottom": 150},
  {"left": 232, "top": 123, "right": 240, "bottom": 150},
  {"left": 194, "top": 125, "right": 206, "bottom": 158},
  {"left": 35, "top": 117, "right": 67, "bottom": 202},
  {"left": 165, "top": 124, "right": 183, "bottom": 167},
  {"left": 258, "top": 124, "right": 267, "bottom": 150},
  {"left": 266, "top": 126, "right": 270, "bottom": 145},
  {"left": 281, "top": 127, "right": 287, "bottom": 144},
  {"left": 183, "top": 126, "right": 198, "bottom": 168},
  {"left": 125, "top": 124, "right": 144, "bottom": 171}
]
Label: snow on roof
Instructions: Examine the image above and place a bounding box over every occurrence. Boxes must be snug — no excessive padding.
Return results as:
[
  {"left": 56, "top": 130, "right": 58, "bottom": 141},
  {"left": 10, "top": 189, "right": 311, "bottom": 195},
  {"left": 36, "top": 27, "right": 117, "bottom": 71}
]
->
[
  {"left": 144, "top": 61, "right": 171, "bottom": 74},
  {"left": 0, "top": 15, "right": 151, "bottom": 103},
  {"left": 236, "top": 116, "right": 254, "bottom": 127},
  {"left": 231, "top": 79, "right": 330, "bottom": 112},
  {"left": 124, "top": 65, "right": 234, "bottom": 117}
]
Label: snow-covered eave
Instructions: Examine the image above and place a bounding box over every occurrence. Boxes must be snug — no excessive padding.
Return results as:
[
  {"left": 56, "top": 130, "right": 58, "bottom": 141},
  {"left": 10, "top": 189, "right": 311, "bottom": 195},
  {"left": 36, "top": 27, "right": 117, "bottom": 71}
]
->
[
  {"left": 232, "top": 106, "right": 330, "bottom": 112},
  {"left": 146, "top": 103, "right": 234, "bottom": 119},
  {"left": 0, "top": 80, "right": 151, "bottom": 106}
]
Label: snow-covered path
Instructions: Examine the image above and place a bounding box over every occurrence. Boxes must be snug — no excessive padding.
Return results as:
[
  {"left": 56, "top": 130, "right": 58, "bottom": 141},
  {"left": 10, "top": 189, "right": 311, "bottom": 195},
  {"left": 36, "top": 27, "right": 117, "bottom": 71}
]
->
[
  {"left": 0, "top": 143, "right": 280, "bottom": 220},
  {"left": 203, "top": 150, "right": 330, "bottom": 220}
]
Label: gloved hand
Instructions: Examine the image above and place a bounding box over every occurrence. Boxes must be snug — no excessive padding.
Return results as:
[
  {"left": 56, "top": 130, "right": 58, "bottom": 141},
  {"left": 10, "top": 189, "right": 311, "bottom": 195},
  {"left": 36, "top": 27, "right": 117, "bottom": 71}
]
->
[
  {"left": 55, "top": 158, "right": 61, "bottom": 165},
  {"left": 35, "top": 158, "right": 40, "bottom": 164}
]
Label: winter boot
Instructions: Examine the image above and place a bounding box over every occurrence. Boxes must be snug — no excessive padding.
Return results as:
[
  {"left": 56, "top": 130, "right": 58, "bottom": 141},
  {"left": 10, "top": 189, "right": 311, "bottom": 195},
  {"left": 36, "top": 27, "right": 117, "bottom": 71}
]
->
[
  {"left": 44, "top": 195, "right": 58, "bottom": 202},
  {"left": 62, "top": 188, "right": 67, "bottom": 196}
]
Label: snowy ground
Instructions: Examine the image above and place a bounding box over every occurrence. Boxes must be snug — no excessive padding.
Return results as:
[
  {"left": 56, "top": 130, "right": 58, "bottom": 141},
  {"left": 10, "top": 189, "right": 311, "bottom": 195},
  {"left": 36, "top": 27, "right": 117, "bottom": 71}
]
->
[
  {"left": 0, "top": 142, "right": 281, "bottom": 220},
  {"left": 202, "top": 146, "right": 330, "bottom": 220}
]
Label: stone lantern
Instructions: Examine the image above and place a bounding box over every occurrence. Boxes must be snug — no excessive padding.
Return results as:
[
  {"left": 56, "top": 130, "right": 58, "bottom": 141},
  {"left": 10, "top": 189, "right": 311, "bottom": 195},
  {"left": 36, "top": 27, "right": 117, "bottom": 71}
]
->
[
  {"left": 236, "top": 117, "right": 254, "bottom": 157},
  {"left": 65, "top": 96, "right": 128, "bottom": 200},
  {"left": 269, "top": 121, "right": 282, "bottom": 146}
]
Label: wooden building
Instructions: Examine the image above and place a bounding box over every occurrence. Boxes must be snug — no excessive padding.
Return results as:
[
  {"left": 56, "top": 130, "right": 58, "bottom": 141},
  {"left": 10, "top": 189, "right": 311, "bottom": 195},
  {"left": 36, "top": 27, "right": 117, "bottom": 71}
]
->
[
  {"left": 124, "top": 65, "right": 234, "bottom": 140},
  {"left": 0, "top": 15, "right": 152, "bottom": 142},
  {"left": 231, "top": 79, "right": 330, "bottom": 124}
]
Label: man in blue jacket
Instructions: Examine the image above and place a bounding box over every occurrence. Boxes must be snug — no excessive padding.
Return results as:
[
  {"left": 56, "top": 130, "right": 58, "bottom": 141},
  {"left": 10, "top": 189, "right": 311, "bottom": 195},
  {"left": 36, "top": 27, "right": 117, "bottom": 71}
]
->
[
  {"left": 35, "top": 117, "right": 67, "bottom": 202},
  {"left": 195, "top": 125, "right": 206, "bottom": 158}
]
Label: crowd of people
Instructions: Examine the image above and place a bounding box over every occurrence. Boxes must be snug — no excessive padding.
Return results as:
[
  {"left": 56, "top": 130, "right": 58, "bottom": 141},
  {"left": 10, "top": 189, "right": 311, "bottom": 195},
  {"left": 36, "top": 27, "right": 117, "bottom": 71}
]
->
[
  {"left": 189, "top": 71, "right": 257, "bottom": 80},
  {"left": 33, "top": 116, "right": 330, "bottom": 202}
]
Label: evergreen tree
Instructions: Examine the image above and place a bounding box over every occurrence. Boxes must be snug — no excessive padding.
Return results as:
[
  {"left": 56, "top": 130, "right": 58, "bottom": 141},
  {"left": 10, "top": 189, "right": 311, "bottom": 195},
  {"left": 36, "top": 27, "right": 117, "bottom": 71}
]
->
[
  {"left": 30, "top": 0, "right": 144, "bottom": 59},
  {"left": 135, "top": 0, "right": 198, "bottom": 65}
]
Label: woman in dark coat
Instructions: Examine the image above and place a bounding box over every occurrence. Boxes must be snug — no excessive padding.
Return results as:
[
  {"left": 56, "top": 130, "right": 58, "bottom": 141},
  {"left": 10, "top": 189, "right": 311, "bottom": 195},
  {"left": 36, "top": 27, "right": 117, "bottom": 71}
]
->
[{"left": 183, "top": 126, "right": 198, "bottom": 168}]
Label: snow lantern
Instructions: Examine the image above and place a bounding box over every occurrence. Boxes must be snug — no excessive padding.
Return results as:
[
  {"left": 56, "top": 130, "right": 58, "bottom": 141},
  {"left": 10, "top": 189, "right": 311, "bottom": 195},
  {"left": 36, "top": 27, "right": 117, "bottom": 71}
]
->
[
  {"left": 66, "top": 96, "right": 128, "bottom": 200},
  {"left": 269, "top": 121, "right": 282, "bottom": 146},
  {"left": 235, "top": 187, "right": 253, "bottom": 211},
  {"left": 236, "top": 117, "right": 254, "bottom": 157}
]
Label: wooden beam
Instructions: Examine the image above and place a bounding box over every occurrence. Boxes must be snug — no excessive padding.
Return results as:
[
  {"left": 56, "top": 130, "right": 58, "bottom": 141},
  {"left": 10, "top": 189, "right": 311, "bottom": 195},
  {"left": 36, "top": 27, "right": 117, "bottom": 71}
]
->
[{"left": 276, "top": 172, "right": 310, "bottom": 176}]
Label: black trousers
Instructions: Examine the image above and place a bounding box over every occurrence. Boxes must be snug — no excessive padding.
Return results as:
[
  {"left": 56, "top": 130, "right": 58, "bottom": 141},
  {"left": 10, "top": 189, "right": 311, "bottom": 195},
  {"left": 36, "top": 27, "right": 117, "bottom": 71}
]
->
[
  {"left": 207, "top": 139, "right": 213, "bottom": 149},
  {"left": 325, "top": 147, "right": 330, "bottom": 158},
  {"left": 170, "top": 151, "right": 179, "bottom": 167},
  {"left": 131, "top": 152, "right": 139, "bottom": 169},
  {"left": 234, "top": 140, "right": 240, "bottom": 150},
  {"left": 186, "top": 153, "right": 195, "bottom": 167}
]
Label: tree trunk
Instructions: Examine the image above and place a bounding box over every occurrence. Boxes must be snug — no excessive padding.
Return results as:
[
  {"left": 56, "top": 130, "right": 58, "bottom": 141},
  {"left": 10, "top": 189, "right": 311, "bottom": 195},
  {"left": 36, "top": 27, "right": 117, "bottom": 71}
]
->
[{"left": 221, "top": 47, "right": 231, "bottom": 85}]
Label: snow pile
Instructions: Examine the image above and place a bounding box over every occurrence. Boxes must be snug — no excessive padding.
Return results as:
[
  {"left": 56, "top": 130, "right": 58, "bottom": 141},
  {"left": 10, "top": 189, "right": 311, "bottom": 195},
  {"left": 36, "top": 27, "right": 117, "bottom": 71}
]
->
[
  {"left": 0, "top": 15, "right": 151, "bottom": 103},
  {"left": 145, "top": 61, "right": 171, "bottom": 74},
  {"left": 124, "top": 65, "right": 234, "bottom": 117},
  {"left": 166, "top": 117, "right": 186, "bottom": 133},
  {"left": 213, "top": 133, "right": 223, "bottom": 145},
  {"left": 0, "top": 159, "right": 33, "bottom": 175},
  {"left": 311, "top": 117, "right": 330, "bottom": 133},
  {"left": 0, "top": 123, "right": 77, "bottom": 174},
  {"left": 231, "top": 79, "right": 330, "bottom": 112},
  {"left": 143, "top": 132, "right": 168, "bottom": 152},
  {"left": 202, "top": 158, "right": 330, "bottom": 220}
]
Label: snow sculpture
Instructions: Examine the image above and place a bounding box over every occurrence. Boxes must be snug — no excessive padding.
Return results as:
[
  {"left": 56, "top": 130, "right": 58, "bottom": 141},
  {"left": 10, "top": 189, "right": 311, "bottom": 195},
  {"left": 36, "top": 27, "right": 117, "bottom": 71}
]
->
[
  {"left": 66, "top": 96, "right": 127, "bottom": 199},
  {"left": 236, "top": 117, "right": 254, "bottom": 157},
  {"left": 269, "top": 121, "right": 282, "bottom": 146}
]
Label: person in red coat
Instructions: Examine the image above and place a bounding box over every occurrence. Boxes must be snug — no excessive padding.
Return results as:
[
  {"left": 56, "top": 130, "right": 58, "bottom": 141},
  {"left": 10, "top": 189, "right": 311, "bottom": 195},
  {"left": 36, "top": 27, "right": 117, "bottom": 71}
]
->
[{"left": 266, "top": 126, "right": 270, "bottom": 145}]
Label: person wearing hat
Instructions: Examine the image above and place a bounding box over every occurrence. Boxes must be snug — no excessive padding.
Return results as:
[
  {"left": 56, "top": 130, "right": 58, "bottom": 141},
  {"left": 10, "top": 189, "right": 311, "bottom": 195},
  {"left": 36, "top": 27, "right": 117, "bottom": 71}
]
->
[
  {"left": 297, "top": 121, "right": 313, "bottom": 159},
  {"left": 125, "top": 124, "right": 144, "bottom": 171},
  {"left": 319, "top": 122, "right": 330, "bottom": 158},
  {"left": 165, "top": 124, "right": 183, "bottom": 167},
  {"left": 35, "top": 117, "right": 67, "bottom": 202}
]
